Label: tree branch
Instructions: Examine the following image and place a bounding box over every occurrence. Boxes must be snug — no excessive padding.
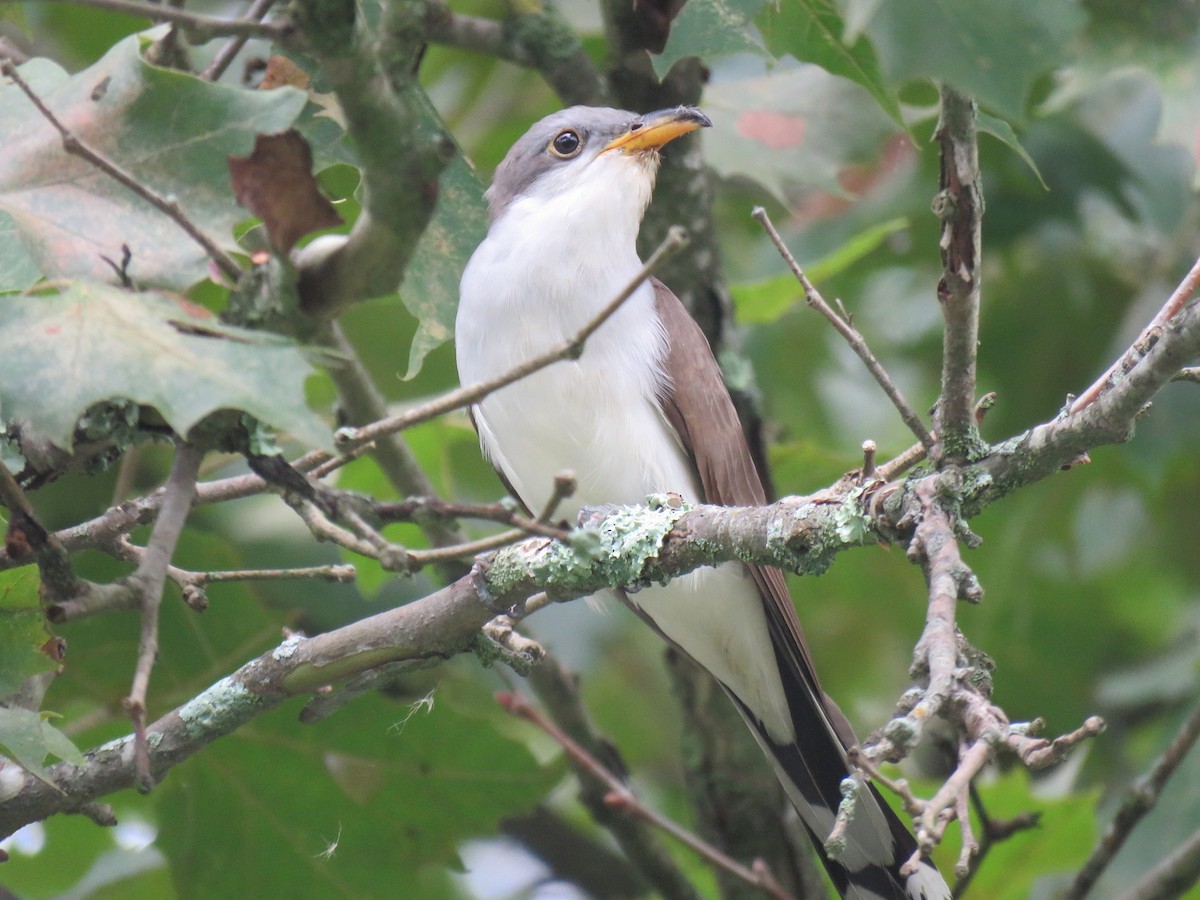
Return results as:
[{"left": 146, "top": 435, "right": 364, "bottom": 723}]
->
[
  {"left": 1124, "top": 828, "right": 1200, "bottom": 900},
  {"left": 423, "top": 2, "right": 607, "bottom": 107},
  {"left": 7, "top": 0, "right": 291, "bottom": 41},
  {"left": 288, "top": 0, "right": 456, "bottom": 321},
  {"left": 499, "top": 689, "right": 795, "bottom": 900},
  {"left": 124, "top": 441, "right": 203, "bottom": 791},
  {"left": 522, "top": 658, "right": 706, "bottom": 900},
  {"left": 1073, "top": 255, "right": 1200, "bottom": 412},
  {"left": 932, "top": 85, "right": 985, "bottom": 460}
]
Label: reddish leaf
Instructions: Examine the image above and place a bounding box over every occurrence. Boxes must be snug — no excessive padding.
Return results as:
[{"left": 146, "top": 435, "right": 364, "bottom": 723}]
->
[
  {"left": 736, "top": 110, "right": 807, "bottom": 150},
  {"left": 228, "top": 130, "right": 341, "bottom": 255}
]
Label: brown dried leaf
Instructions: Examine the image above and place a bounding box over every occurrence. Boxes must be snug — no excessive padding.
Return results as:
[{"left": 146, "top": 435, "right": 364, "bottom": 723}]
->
[
  {"left": 228, "top": 130, "right": 341, "bottom": 255},
  {"left": 259, "top": 56, "right": 310, "bottom": 91}
]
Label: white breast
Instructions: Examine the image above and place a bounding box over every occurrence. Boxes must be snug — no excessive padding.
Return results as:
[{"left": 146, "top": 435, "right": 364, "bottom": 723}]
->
[{"left": 455, "top": 177, "right": 794, "bottom": 744}]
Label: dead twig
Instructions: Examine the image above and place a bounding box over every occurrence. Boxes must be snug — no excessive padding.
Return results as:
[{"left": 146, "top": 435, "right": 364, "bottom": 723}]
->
[
  {"left": 753, "top": 206, "right": 935, "bottom": 450},
  {"left": 498, "top": 690, "right": 795, "bottom": 900},
  {"left": 124, "top": 442, "right": 204, "bottom": 792}
]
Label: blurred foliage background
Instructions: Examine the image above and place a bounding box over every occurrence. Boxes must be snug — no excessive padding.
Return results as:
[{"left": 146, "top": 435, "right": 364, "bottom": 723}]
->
[{"left": 2, "top": 0, "right": 1200, "bottom": 897}]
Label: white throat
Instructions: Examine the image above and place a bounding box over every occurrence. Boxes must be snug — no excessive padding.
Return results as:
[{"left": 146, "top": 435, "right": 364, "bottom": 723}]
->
[{"left": 456, "top": 150, "right": 677, "bottom": 514}]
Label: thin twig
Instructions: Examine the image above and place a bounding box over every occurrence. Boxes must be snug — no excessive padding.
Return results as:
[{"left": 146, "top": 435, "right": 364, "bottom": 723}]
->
[
  {"left": 860, "top": 440, "right": 877, "bottom": 481},
  {"left": 875, "top": 441, "right": 930, "bottom": 483},
  {"left": 1172, "top": 366, "right": 1200, "bottom": 383},
  {"left": 0, "top": 59, "right": 242, "bottom": 283},
  {"left": 1065, "top": 700, "right": 1200, "bottom": 899},
  {"left": 1073, "top": 255, "right": 1200, "bottom": 413},
  {"left": 372, "top": 496, "right": 566, "bottom": 540},
  {"left": 124, "top": 442, "right": 204, "bottom": 793},
  {"left": 319, "top": 322, "right": 468, "bottom": 576},
  {"left": 401, "top": 530, "right": 528, "bottom": 569},
  {"left": 201, "top": 0, "right": 279, "bottom": 81},
  {"left": 110, "top": 535, "right": 355, "bottom": 609},
  {"left": 11, "top": 0, "right": 290, "bottom": 40},
  {"left": 334, "top": 227, "right": 690, "bottom": 450},
  {"left": 752, "top": 207, "right": 935, "bottom": 449},
  {"left": 498, "top": 691, "right": 795, "bottom": 900},
  {"left": 952, "top": 784, "right": 1040, "bottom": 895},
  {"left": 523, "top": 656, "right": 704, "bottom": 900},
  {"left": 197, "top": 563, "right": 356, "bottom": 585}
]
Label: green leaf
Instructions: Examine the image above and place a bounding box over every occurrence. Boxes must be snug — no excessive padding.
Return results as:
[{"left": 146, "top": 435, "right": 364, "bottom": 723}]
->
[
  {"left": 865, "top": 0, "right": 1087, "bottom": 122},
  {"left": 702, "top": 67, "right": 896, "bottom": 202},
  {"left": 731, "top": 275, "right": 798, "bottom": 325},
  {"left": 978, "top": 111, "right": 1048, "bottom": 188},
  {"left": 401, "top": 156, "right": 488, "bottom": 378},
  {"left": 758, "top": 0, "right": 906, "bottom": 131},
  {"left": 808, "top": 216, "right": 910, "bottom": 282},
  {"left": 155, "top": 688, "right": 555, "bottom": 897},
  {"left": 0, "top": 569, "right": 58, "bottom": 696},
  {"left": 0, "top": 706, "right": 85, "bottom": 786},
  {"left": 0, "top": 281, "right": 329, "bottom": 449},
  {"left": 0, "top": 29, "right": 307, "bottom": 291},
  {"left": 652, "top": 0, "right": 771, "bottom": 77},
  {"left": 731, "top": 217, "right": 908, "bottom": 324}
]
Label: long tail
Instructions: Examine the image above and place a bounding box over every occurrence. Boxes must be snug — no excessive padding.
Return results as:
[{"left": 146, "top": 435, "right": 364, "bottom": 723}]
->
[
  {"left": 730, "top": 686, "right": 949, "bottom": 899},
  {"left": 709, "top": 561, "right": 951, "bottom": 899}
]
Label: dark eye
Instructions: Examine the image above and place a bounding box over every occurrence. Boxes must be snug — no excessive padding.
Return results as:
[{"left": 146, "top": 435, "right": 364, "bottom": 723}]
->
[{"left": 550, "top": 129, "right": 582, "bottom": 158}]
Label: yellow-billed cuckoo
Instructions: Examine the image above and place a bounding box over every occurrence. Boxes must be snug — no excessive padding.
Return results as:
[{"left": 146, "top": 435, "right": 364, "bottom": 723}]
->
[{"left": 455, "top": 106, "right": 949, "bottom": 900}]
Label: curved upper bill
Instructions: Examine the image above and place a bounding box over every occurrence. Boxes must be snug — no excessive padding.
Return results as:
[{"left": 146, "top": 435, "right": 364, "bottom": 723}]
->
[{"left": 601, "top": 106, "right": 713, "bottom": 154}]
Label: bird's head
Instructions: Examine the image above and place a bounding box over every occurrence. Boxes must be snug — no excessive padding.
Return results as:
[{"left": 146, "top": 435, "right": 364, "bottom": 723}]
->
[{"left": 484, "top": 106, "right": 712, "bottom": 227}]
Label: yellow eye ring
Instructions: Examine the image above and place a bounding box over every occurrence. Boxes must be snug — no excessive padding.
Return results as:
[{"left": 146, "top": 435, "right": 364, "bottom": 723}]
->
[{"left": 549, "top": 129, "right": 583, "bottom": 159}]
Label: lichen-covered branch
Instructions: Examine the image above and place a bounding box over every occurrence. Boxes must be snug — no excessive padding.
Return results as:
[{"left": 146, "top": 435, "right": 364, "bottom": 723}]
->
[
  {"left": 0, "top": 575, "right": 490, "bottom": 836},
  {"left": 287, "top": 0, "right": 456, "bottom": 320}
]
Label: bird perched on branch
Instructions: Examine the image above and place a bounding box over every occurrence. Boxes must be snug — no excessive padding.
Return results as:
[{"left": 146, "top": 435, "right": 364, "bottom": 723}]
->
[{"left": 455, "top": 105, "right": 949, "bottom": 900}]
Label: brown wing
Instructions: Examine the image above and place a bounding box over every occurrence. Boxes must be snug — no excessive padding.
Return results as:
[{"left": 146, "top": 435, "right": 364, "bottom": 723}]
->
[{"left": 652, "top": 278, "right": 858, "bottom": 746}]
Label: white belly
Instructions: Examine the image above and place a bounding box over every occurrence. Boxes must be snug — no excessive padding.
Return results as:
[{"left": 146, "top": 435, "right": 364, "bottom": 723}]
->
[{"left": 456, "top": 246, "right": 793, "bottom": 742}]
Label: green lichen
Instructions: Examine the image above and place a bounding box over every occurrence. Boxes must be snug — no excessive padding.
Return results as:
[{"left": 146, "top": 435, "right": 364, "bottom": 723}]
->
[
  {"left": 177, "top": 675, "right": 262, "bottom": 738},
  {"left": 833, "top": 485, "right": 871, "bottom": 544},
  {"left": 486, "top": 497, "right": 689, "bottom": 598}
]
